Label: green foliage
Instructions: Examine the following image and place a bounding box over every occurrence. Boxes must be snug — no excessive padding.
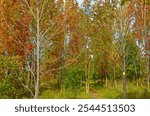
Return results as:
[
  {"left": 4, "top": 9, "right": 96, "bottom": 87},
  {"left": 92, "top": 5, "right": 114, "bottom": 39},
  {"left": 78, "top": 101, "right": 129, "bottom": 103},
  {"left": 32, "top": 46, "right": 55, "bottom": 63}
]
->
[
  {"left": 63, "top": 66, "right": 84, "bottom": 98},
  {"left": 0, "top": 79, "right": 15, "bottom": 98},
  {"left": 0, "top": 56, "right": 23, "bottom": 98},
  {"left": 126, "top": 38, "right": 141, "bottom": 80}
]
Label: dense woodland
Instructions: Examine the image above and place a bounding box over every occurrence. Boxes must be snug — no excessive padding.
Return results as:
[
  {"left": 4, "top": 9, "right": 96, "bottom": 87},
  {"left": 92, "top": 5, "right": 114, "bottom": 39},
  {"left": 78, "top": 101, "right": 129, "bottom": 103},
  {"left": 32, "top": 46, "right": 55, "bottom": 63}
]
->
[{"left": 0, "top": 0, "right": 150, "bottom": 99}]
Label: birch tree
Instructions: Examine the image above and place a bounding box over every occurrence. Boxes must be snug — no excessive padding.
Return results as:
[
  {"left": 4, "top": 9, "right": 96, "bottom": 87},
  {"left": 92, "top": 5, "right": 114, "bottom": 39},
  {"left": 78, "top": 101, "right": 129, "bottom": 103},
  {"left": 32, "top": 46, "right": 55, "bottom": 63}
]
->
[{"left": 18, "top": 0, "right": 63, "bottom": 98}]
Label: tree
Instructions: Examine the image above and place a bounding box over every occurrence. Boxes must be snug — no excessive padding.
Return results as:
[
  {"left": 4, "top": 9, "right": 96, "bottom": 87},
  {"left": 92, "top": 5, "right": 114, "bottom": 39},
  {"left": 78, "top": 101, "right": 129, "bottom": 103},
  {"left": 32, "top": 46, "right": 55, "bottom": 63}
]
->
[
  {"left": 20, "top": 0, "right": 61, "bottom": 98},
  {"left": 0, "top": 0, "right": 34, "bottom": 98},
  {"left": 132, "top": 0, "right": 150, "bottom": 96},
  {"left": 91, "top": 1, "right": 115, "bottom": 86},
  {"left": 112, "top": 0, "right": 135, "bottom": 98}
]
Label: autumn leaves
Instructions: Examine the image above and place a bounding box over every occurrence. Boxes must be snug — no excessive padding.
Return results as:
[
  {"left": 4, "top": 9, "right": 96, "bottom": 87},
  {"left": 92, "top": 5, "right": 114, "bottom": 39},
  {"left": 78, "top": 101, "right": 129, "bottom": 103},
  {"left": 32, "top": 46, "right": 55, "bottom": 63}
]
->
[{"left": 0, "top": 0, "right": 150, "bottom": 98}]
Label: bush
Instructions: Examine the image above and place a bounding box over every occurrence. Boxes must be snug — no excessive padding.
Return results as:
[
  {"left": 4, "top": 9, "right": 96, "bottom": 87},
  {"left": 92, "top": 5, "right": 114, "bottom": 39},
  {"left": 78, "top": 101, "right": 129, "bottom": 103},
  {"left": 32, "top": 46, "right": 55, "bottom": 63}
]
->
[
  {"left": 0, "top": 56, "right": 24, "bottom": 98},
  {"left": 63, "top": 67, "right": 84, "bottom": 98}
]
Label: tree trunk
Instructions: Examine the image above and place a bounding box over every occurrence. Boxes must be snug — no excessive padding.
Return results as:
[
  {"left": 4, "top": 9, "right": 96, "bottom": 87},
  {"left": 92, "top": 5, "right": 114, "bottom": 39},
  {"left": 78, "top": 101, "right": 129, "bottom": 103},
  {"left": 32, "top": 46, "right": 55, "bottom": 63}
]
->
[
  {"left": 34, "top": 2, "right": 40, "bottom": 99},
  {"left": 122, "top": 40, "right": 126, "bottom": 98},
  {"left": 105, "top": 76, "right": 108, "bottom": 87},
  {"left": 120, "top": 5, "right": 126, "bottom": 99},
  {"left": 146, "top": 56, "right": 150, "bottom": 97},
  {"left": 143, "top": 3, "right": 149, "bottom": 97},
  {"left": 114, "top": 68, "right": 117, "bottom": 88},
  {"left": 85, "top": 63, "right": 89, "bottom": 94},
  {"left": 122, "top": 30, "right": 126, "bottom": 99},
  {"left": 85, "top": 56, "right": 89, "bottom": 94},
  {"left": 86, "top": 78, "right": 89, "bottom": 94}
]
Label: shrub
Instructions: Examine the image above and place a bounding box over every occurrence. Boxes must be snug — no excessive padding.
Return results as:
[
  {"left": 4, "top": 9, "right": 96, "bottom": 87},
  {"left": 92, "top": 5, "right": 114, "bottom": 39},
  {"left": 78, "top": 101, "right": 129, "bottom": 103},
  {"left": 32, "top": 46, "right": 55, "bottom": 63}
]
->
[{"left": 63, "top": 67, "right": 84, "bottom": 98}]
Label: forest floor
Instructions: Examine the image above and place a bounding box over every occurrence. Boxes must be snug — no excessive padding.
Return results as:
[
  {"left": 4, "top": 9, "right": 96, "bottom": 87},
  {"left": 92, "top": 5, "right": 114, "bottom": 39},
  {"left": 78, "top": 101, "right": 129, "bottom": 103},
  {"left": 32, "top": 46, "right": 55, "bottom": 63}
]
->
[{"left": 39, "top": 81, "right": 150, "bottom": 99}]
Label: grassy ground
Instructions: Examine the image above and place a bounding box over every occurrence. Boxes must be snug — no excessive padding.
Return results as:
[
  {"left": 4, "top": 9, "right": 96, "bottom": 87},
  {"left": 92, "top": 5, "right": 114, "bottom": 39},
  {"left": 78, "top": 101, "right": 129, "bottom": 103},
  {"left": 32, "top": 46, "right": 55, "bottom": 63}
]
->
[{"left": 39, "top": 81, "right": 150, "bottom": 99}]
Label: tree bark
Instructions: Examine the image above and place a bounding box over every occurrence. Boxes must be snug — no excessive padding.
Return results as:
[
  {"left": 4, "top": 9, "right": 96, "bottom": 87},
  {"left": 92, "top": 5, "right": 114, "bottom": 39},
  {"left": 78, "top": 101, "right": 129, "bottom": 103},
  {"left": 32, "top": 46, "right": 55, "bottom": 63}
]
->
[
  {"left": 122, "top": 40, "right": 126, "bottom": 99},
  {"left": 114, "top": 68, "right": 117, "bottom": 88},
  {"left": 143, "top": 3, "right": 149, "bottom": 97},
  {"left": 146, "top": 56, "right": 150, "bottom": 97},
  {"left": 85, "top": 62, "right": 89, "bottom": 94},
  {"left": 120, "top": 5, "right": 126, "bottom": 99},
  {"left": 34, "top": 1, "right": 40, "bottom": 99}
]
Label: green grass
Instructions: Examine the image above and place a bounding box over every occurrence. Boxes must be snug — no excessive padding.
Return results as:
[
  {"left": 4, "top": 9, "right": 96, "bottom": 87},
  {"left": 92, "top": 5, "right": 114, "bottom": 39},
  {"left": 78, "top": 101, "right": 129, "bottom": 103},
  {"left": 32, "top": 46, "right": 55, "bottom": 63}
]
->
[{"left": 39, "top": 81, "right": 150, "bottom": 99}]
